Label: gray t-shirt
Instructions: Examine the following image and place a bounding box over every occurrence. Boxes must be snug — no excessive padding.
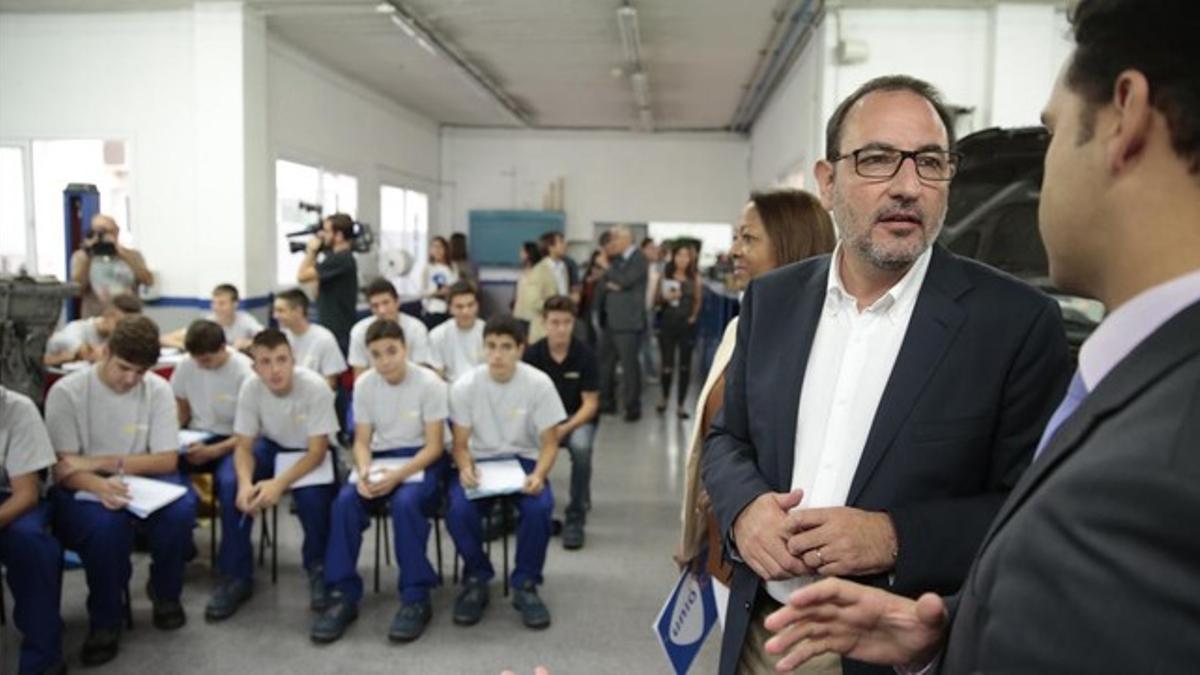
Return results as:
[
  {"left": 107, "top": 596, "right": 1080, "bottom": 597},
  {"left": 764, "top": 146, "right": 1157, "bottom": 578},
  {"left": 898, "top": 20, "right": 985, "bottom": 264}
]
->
[
  {"left": 45, "top": 364, "right": 179, "bottom": 456},
  {"left": 0, "top": 386, "right": 56, "bottom": 492},
  {"left": 46, "top": 317, "right": 104, "bottom": 356},
  {"left": 449, "top": 362, "right": 567, "bottom": 461},
  {"left": 348, "top": 313, "right": 431, "bottom": 369},
  {"left": 353, "top": 364, "right": 448, "bottom": 451},
  {"left": 170, "top": 348, "right": 254, "bottom": 435},
  {"left": 209, "top": 311, "right": 263, "bottom": 346},
  {"left": 284, "top": 323, "right": 347, "bottom": 378},
  {"left": 233, "top": 367, "right": 339, "bottom": 449},
  {"left": 428, "top": 320, "right": 484, "bottom": 383}
]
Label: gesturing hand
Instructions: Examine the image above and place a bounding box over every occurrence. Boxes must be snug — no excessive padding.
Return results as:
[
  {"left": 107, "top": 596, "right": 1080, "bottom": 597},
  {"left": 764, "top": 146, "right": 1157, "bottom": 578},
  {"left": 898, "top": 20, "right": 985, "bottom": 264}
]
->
[
  {"left": 764, "top": 578, "right": 948, "bottom": 672},
  {"left": 785, "top": 507, "right": 898, "bottom": 578},
  {"left": 731, "top": 490, "right": 810, "bottom": 581}
]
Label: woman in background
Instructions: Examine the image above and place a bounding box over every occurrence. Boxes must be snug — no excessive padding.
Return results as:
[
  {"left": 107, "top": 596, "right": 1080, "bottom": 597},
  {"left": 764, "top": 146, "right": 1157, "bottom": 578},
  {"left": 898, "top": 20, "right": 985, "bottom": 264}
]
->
[
  {"left": 449, "top": 232, "right": 478, "bottom": 289},
  {"left": 653, "top": 243, "right": 702, "bottom": 418},
  {"left": 512, "top": 241, "right": 551, "bottom": 340},
  {"left": 676, "top": 188, "right": 835, "bottom": 628},
  {"left": 421, "top": 235, "right": 457, "bottom": 329}
]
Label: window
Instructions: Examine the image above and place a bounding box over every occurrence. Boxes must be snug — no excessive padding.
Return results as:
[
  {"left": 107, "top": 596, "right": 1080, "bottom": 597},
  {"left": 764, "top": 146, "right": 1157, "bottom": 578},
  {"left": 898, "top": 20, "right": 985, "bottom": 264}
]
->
[
  {"left": 275, "top": 159, "right": 358, "bottom": 286},
  {"left": 0, "top": 146, "right": 29, "bottom": 274},
  {"left": 378, "top": 184, "right": 429, "bottom": 298}
]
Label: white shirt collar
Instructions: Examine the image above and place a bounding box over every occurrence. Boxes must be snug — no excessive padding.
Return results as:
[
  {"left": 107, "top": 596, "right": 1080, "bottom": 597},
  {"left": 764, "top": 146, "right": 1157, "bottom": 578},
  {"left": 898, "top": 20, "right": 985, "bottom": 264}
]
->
[
  {"left": 1078, "top": 268, "right": 1200, "bottom": 390},
  {"left": 825, "top": 243, "right": 933, "bottom": 322}
]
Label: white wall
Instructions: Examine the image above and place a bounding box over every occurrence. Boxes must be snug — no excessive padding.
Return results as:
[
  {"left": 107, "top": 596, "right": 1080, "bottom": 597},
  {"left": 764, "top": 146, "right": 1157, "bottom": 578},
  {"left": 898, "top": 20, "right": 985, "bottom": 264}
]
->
[
  {"left": 267, "top": 36, "right": 441, "bottom": 285},
  {"left": 440, "top": 128, "right": 751, "bottom": 244},
  {"left": 0, "top": 10, "right": 197, "bottom": 291},
  {"left": 750, "top": 3, "right": 1072, "bottom": 190}
]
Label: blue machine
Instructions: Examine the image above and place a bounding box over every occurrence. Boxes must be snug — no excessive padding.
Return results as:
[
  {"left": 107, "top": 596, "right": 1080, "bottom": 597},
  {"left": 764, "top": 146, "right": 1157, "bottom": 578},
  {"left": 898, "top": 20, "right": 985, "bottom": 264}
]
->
[{"left": 62, "top": 183, "right": 100, "bottom": 321}]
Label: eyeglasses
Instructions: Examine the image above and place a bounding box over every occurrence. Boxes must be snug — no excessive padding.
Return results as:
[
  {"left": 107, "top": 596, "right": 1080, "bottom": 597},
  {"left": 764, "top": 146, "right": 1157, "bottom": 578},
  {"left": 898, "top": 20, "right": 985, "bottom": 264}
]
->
[{"left": 831, "top": 147, "right": 962, "bottom": 181}]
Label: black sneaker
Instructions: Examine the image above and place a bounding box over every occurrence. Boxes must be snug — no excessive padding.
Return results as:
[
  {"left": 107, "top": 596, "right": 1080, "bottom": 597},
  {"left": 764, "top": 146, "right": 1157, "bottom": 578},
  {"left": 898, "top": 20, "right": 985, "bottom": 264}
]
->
[
  {"left": 80, "top": 627, "right": 120, "bottom": 667},
  {"left": 624, "top": 409, "right": 642, "bottom": 422},
  {"left": 204, "top": 577, "right": 253, "bottom": 622},
  {"left": 151, "top": 597, "right": 187, "bottom": 631},
  {"left": 309, "top": 566, "right": 331, "bottom": 611},
  {"left": 562, "top": 518, "right": 585, "bottom": 550},
  {"left": 512, "top": 581, "right": 551, "bottom": 629},
  {"left": 388, "top": 600, "right": 432, "bottom": 642},
  {"left": 452, "top": 578, "right": 489, "bottom": 626},
  {"left": 310, "top": 596, "right": 358, "bottom": 644}
]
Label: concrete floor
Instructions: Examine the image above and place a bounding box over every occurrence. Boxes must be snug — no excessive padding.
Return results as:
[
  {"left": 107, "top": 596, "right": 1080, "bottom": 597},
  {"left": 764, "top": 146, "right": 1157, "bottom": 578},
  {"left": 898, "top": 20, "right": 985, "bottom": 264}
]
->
[{"left": 2, "top": 394, "right": 721, "bottom": 675}]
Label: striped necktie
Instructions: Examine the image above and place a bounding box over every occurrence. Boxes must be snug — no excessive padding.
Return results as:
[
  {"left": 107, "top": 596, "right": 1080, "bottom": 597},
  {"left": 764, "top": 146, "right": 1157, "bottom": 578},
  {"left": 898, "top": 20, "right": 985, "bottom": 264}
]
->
[{"left": 1033, "top": 370, "right": 1089, "bottom": 461}]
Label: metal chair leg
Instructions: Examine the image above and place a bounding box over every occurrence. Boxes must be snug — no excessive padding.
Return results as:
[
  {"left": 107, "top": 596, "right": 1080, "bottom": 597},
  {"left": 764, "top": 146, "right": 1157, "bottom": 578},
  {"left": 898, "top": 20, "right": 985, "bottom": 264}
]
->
[
  {"left": 258, "top": 515, "right": 269, "bottom": 568},
  {"left": 1, "top": 565, "right": 7, "bottom": 626},
  {"left": 502, "top": 498, "right": 511, "bottom": 598},
  {"left": 383, "top": 514, "right": 392, "bottom": 567},
  {"left": 270, "top": 505, "right": 279, "bottom": 585},
  {"left": 124, "top": 583, "right": 133, "bottom": 630},
  {"left": 373, "top": 511, "right": 382, "bottom": 594},
  {"left": 434, "top": 516, "right": 444, "bottom": 584}
]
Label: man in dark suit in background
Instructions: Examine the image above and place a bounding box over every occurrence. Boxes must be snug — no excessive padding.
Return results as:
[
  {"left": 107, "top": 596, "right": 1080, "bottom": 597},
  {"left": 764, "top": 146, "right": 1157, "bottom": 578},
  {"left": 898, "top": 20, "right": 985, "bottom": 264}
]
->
[
  {"left": 758, "top": 2, "right": 1200, "bottom": 673},
  {"left": 702, "top": 74, "right": 1071, "bottom": 675},
  {"left": 598, "top": 225, "right": 649, "bottom": 422}
]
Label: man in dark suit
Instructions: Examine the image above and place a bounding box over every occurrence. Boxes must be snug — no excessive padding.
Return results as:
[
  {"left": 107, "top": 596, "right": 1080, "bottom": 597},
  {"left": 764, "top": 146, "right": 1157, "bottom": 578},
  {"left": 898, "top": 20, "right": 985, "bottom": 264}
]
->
[
  {"left": 598, "top": 225, "right": 649, "bottom": 421},
  {"left": 702, "top": 74, "right": 1072, "bottom": 675},
  {"left": 757, "top": 1, "right": 1200, "bottom": 673}
]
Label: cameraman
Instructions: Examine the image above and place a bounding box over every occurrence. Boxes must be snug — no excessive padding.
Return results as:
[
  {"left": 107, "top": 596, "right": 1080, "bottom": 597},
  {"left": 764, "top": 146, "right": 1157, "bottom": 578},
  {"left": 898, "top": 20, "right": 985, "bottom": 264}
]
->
[
  {"left": 297, "top": 213, "right": 358, "bottom": 355},
  {"left": 70, "top": 214, "right": 154, "bottom": 318}
]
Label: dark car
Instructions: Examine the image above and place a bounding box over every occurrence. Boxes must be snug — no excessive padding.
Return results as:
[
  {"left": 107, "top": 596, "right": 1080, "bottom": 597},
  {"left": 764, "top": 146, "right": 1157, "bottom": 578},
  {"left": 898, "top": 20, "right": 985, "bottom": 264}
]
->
[{"left": 939, "top": 126, "right": 1105, "bottom": 358}]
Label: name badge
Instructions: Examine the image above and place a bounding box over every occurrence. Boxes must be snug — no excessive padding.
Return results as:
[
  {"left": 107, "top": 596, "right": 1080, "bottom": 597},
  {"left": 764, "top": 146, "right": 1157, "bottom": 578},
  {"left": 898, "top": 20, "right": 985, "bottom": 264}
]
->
[
  {"left": 563, "top": 371, "right": 581, "bottom": 380},
  {"left": 508, "top": 407, "right": 527, "bottom": 419},
  {"left": 402, "top": 409, "right": 420, "bottom": 420}
]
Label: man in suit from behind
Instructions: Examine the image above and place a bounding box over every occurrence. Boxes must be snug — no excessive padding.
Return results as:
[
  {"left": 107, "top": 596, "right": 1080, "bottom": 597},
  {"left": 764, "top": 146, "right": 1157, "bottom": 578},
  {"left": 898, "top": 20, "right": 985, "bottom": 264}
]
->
[
  {"left": 598, "top": 225, "right": 649, "bottom": 422},
  {"left": 758, "top": 1, "right": 1200, "bottom": 673},
  {"left": 702, "top": 74, "right": 1072, "bottom": 675}
]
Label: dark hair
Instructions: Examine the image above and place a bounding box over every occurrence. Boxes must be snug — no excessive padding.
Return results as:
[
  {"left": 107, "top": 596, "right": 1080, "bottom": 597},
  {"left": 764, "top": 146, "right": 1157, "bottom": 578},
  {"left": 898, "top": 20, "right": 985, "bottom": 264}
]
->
[
  {"left": 365, "top": 318, "right": 405, "bottom": 345},
  {"left": 213, "top": 284, "right": 239, "bottom": 302},
  {"left": 446, "top": 280, "right": 478, "bottom": 304},
  {"left": 598, "top": 231, "right": 612, "bottom": 247},
  {"left": 276, "top": 288, "right": 309, "bottom": 313},
  {"left": 538, "top": 231, "right": 563, "bottom": 255},
  {"left": 521, "top": 241, "right": 542, "bottom": 267},
  {"left": 664, "top": 243, "right": 698, "bottom": 279},
  {"left": 429, "top": 236, "right": 450, "bottom": 264},
  {"left": 251, "top": 328, "right": 291, "bottom": 352},
  {"left": 641, "top": 237, "right": 655, "bottom": 249},
  {"left": 184, "top": 319, "right": 226, "bottom": 355},
  {"left": 825, "top": 75, "right": 957, "bottom": 161},
  {"left": 483, "top": 314, "right": 526, "bottom": 345},
  {"left": 1067, "top": 0, "right": 1200, "bottom": 172},
  {"left": 749, "top": 189, "right": 837, "bottom": 266},
  {"left": 449, "top": 232, "right": 469, "bottom": 262},
  {"left": 326, "top": 213, "right": 354, "bottom": 239},
  {"left": 108, "top": 293, "right": 143, "bottom": 315},
  {"left": 108, "top": 315, "right": 161, "bottom": 368},
  {"left": 363, "top": 277, "right": 399, "bottom": 301},
  {"left": 542, "top": 295, "right": 577, "bottom": 317}
]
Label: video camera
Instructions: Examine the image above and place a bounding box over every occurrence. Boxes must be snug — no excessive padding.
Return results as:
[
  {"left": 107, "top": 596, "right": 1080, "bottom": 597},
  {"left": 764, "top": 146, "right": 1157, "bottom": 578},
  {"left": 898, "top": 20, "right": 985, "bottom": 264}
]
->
[
  {"left": 84, "top": 231, "right": 117, "bottom": 258},
  {"left": 285, "top": 201, "right": 374, "bottom": 254}
]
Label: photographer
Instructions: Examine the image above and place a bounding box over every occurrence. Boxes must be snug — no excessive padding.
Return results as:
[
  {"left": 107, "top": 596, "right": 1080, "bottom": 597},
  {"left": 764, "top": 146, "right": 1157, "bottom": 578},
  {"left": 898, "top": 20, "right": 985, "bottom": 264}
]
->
[
  {"left": 70, "top": 214, "right": 154, "bottom": 318},
  {"left": 297, "top": 213, "right": 358, "bottom": 355}
]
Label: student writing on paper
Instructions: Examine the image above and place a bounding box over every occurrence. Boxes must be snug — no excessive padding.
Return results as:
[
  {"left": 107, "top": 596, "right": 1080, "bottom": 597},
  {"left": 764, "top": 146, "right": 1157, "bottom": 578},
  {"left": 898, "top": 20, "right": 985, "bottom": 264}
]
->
[
  {"left": 311, "top": 319, "right": 449, "bottom": 644},
  {"left": 43, "top": 293, "right": 142, "bottom": 367},
  {"left": 427, "top": 281, "right": 485, "bottom": 383},
  {"left": 171, "top": 320, "right": 254, "bottom": 480},
  {"left": 347, "top": 278, "right": 432, "bottom": 377},
  {"left": 44, "top": 316, "right": 196, "bottom": 668},
  {"left": 206, "top": 329, "right": 340, "bottom": 623},
  {"left": 0, "top": 385, "right": 67, "bottom": 674},
  {"left": 273, "top": 288, "right": 348, "bottom": 389},
  {"left": 446, "top": 316, "right": 567, "bottom": 630}
]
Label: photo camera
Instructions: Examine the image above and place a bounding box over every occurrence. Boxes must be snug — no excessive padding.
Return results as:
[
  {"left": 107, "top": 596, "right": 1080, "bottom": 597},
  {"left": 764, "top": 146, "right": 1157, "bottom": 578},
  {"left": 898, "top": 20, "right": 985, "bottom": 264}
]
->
[{"left": 285, "top": 201, "right": 374, "bottom": 254}]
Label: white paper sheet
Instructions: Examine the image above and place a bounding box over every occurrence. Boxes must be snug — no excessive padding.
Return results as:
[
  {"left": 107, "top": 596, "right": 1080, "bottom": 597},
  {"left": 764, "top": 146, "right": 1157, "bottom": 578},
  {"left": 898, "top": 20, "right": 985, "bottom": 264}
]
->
[
  {"left": 178, "top": 430, "right": 215, "bottom": 453},
  {"left": 274, "top": 451, "right": 335, "bottom": 489},
  {"left": 75, "top": 475, "right": 189, "bottom": 519},
  {"left": 465, "top": 459, "right": 526, "bottom": 500},
  {"left": 347, "top": 457, "right": 425, "bottom": 485}
]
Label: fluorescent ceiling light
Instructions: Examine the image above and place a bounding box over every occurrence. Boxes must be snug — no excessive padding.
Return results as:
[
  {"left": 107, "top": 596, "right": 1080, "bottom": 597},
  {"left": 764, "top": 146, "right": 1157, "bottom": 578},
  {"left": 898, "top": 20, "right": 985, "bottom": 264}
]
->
[{"left": 375, "top": 2, "right": 395, "bottom": 13}]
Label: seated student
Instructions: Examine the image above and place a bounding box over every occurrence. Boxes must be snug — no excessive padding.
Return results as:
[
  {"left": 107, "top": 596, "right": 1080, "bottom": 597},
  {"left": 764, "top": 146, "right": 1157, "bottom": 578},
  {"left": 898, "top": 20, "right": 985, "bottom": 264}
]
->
[
  {"left": 348, "top": 278, "right": 431, "bottom": 377},
  {"left": 427, "top": 281, "right": 485, "bottom": 383},
  {"left": 311, "top": 319, "right": 448, "bottom": 644},
  {"left": 45, "top": 316, "right": 195, "bottom": 667},
  {"left": 273, "top": 288, "right": 348, "bottom": 388},
  {"left": 171, "top": 320, "right": 254, "bottom": 474},
  {"left": 445, "top": 315, "right": 566, "bottom": 629},
  {"left": 164, "top": 284, "right": 262, "bottom": 352},
  {"left": 0, "top": 385, "right": 66, "bottom": 675},
  {"left": 43, "top": 293, "right": 142, "bottom": 366},
  {"left": 522, "top": 296, "right": 600, "bottom": 551},
  {"left": 205, "top": 328, "right": 339, "bottom": 622}
]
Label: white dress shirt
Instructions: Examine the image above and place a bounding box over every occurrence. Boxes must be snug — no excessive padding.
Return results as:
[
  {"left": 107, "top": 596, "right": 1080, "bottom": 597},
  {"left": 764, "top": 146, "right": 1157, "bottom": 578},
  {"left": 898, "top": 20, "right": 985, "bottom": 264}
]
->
[{"left": 766, "top": 244, "right": 933, "bottom": 604}]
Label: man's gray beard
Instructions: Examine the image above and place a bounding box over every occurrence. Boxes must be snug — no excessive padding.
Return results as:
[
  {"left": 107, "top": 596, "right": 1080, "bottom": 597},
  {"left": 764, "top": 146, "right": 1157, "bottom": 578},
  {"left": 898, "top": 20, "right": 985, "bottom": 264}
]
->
[{"left": 852, "top": 230, "right": 930, "bottom": 271}]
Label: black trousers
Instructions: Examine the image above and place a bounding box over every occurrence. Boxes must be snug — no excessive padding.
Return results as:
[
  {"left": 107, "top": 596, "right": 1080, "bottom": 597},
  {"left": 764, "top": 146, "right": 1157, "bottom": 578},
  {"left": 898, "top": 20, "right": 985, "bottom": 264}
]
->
[
  {"left": 658, "top": 323, "right": 696, "bottom": 406},
  {"left": 600, "top": 329, "right": 642, "bottom": 413}
]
